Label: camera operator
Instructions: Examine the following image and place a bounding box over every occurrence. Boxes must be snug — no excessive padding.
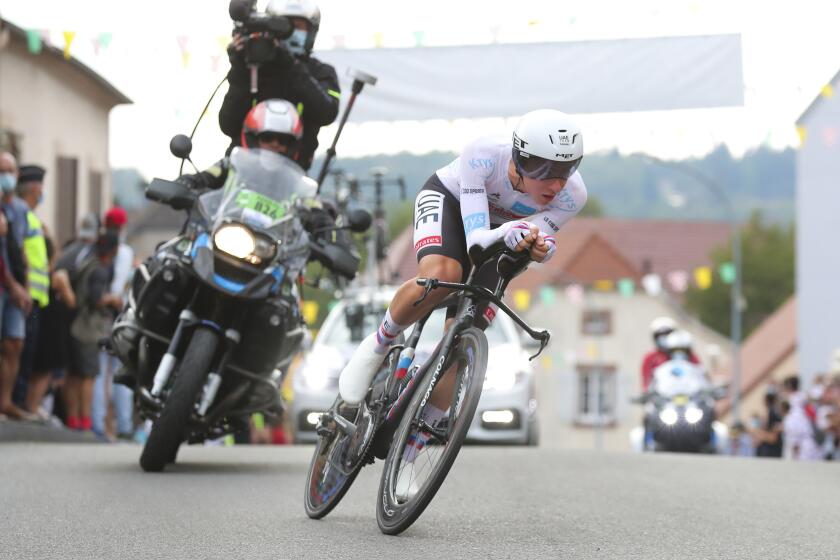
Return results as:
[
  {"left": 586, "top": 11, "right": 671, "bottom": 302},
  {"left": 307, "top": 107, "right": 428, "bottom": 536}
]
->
[{"left": 220, "top": 0, "right": 339, "bottom": 171}]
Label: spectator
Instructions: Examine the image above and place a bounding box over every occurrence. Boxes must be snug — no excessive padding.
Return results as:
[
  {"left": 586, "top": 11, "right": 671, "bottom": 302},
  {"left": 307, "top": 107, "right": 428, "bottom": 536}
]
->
[
  {"left": 0, "top": 151, "right": 34, "bottom": 421},
  {"left": 63, "top": 232, "right": 122, "bottom": 431},
  {"left": 25, "top": 235, "right": 76, "bottom": 417},
  {"left": 748, "top": 386, "right": 783, "bottom": 458},
  {"left": 92, "top": 207, "right": 135, "bottom": 440},
  {"left": 781, "top": 375, "right": 822, "bottom": 461},
  {"left": 13, "top": 164, "right": 50, "bottom": 409}
]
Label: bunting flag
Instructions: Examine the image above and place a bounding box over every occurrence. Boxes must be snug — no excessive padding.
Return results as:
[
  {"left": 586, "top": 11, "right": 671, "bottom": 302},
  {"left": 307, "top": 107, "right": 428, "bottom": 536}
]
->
[
  {"left": 540, "top": 355, "right": 553, "bottom": 370},
  {"left": 667, "top": 270, "right": 689, "bottom": 293},
  {"left": 719, "top": 262, "right": 736, "bottom": 284},
  {"left": 513, "top": 289, "right": 531, "bottom": 311},
  {"left": 593, "top": 279, "right": 614, "bottom": 292},
  {"left": 62, "top": 31, "right": 75, "bottom": 60},
  {"left": 373, "top": 32, "right": 384, "bottom": 48},
  {"left": 617, "top": 278, "right": 635, "bottom": 298},
  {"left": 98, "top": 32, "right": 113, "bottom": 50},
  {"left": 332, "top": 35, "right": 346, "bottom": 49},
  {"left": 822, "top": 126, "right": 838, "bottom": 147},
  {"left": 641, "top": 273, "right": 662, "bottom": 296},
  {"left": 796, "top": 125, "right": 808, "bottom": 145},
  {"left": 489, "top": 25, "right": 501, "bottom": 43},
  {"left": 25, "top": 29, "right": 42, "bottom": 54},
  {"left": 176, "top": 35, "right": 190, "bottom": 68},
  {"left": 302, "top": 301, "right": 319, "bottom": 324},
  {"left": 413, "top": 31, "right": 424, "bottom": 47},
  {"left": 565, "top": 284, "right": 585, "bottom": 305},
  {"left": 539, "top": 285, "right": 556, "bottom": 306},
  {"left": 821, "top": 83, "right": 835, "bottom": 98},
  {"left": 216, "top": 35, "right": 231, "bottom": 52},
  {"left": 210, "top": 54, "right": 222, "bottom": 72},
  {"left": 693, "top": 266, "right": 713, "bottom": 290},
  {"left": 585, "top": 341, "right": 598, "bottom": 360}
]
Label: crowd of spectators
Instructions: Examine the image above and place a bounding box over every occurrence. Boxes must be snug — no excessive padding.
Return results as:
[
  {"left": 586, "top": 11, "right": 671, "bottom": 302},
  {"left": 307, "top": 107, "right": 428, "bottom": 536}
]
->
[
  {"left": 0, "top": 151, "right": 137, "bottom": 441},
  {"left": 731, "top": 363, "right": 840, "bottom": 461}
]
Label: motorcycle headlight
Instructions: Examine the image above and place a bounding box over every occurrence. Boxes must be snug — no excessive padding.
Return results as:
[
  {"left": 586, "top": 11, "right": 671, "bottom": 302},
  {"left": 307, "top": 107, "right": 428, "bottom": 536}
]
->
[
  {"left": 214, "top": 224, "right": 256, "bottom": 259},
  {"left": 659, "top": 407, "right": 678, "bottom": 426},
  {"left": 685, "top": 406, "right": 704, "bottom": 424}
]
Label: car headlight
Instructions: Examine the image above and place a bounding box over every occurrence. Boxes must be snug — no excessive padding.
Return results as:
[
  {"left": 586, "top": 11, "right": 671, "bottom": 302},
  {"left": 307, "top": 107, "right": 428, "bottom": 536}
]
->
[
  {"left": 659, "top": 407, "right": 678, "bottom": 426},
  {"left": 685, "top": 406, "right": 704, "bottom": 424},
  {"left": 214, "top": 224, "right": 256, "bottom": 259}
]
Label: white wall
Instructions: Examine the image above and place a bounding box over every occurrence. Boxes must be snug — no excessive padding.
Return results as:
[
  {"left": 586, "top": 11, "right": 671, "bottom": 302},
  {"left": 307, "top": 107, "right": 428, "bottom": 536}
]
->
[
  {"left": 796, "top": 80, "right": 840, "bottom": 383},
  {"left": 0, "top": 38, "right": 114, "bottom": 236},
  {"left": 523, "top": 291, "right": 731, "bottom": 451}
]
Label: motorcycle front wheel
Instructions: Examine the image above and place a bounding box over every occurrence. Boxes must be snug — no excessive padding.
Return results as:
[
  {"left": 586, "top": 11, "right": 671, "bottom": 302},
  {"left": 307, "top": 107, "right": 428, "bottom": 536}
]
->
[{"left": 139, "top": 327, "right": 219, "bottom": 472}]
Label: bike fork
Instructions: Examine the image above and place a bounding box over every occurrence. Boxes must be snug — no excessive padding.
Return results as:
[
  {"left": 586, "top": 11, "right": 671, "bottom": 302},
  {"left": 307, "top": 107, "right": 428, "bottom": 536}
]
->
[{"left": 150, "top": 309, "right": 198, "bottom": 397}]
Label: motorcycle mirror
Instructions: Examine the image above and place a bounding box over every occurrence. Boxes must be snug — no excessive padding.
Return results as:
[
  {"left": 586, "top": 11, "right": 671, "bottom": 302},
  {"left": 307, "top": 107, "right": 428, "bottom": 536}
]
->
[
  {"left": 347, "top": 209, "right": 372, "bottom": 233},
  {"left": 169, "top": 134, "right": 193, "bottom": 160}
]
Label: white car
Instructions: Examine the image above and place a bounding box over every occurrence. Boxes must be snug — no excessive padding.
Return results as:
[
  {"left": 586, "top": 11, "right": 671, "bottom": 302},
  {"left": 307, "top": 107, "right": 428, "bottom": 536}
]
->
[{"left": 290, "top": 287, "right": 539, "bottom": 445}]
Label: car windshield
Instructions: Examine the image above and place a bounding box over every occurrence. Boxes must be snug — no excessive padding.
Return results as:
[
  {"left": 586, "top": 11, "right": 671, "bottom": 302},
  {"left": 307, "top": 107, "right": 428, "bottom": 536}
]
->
[
  {"left": 321, "top": 305, "right": 510, "bottom": 347},
  {"left": 197, "top": 148, "right": 316, "bottom": 236}
]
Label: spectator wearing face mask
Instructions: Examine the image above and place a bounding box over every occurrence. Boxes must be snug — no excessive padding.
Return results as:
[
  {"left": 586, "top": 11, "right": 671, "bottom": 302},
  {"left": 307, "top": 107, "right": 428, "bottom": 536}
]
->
[
  {"left": 0, "top": 152, "right": 34, "bottom": 421},
  {"left": 12, "top": 164, "right": 50, "bottom": 409}
]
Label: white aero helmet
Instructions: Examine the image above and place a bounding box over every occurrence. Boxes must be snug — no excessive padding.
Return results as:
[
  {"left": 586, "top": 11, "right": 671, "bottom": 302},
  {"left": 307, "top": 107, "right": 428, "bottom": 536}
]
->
[
  {"left": 268, "top": 0, "right": 321, "bottom": 54},
  {"left": 662, "top": 330, "right": 693, "bottom": 353},
  {"left": 512, "top": 109, "right": 584, "bottom": 180},
  {"left": 650, "top": 316, "right": 677, "bottom": 337}
]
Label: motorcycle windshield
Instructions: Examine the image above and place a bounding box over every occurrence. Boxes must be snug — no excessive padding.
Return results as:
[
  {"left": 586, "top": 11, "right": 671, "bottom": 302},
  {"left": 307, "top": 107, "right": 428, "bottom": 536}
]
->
[
  {"left": 197, "top": 148, "right": 316, "bottom": 235},
  {"left": 651, "top": 359, "right": 708, "bottom": 398}
]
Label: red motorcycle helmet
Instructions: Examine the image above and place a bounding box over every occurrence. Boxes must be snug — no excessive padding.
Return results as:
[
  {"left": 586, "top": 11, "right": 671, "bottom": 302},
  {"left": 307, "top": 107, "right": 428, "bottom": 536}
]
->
[{"left": 240, "top": 99, "right": 304, "bottom": 157}]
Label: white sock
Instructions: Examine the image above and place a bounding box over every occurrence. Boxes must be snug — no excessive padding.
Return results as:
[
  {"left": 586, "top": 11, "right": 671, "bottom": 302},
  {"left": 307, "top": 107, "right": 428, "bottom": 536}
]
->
[
  {"left": 373, "top": 309, "right": 407, "bottom": 355},
  {"left": 402, "top": 404, "right": 447, "bottom": 464}
]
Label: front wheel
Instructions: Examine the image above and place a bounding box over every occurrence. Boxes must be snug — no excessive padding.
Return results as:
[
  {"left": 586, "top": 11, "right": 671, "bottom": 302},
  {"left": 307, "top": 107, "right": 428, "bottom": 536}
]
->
[
  {"left": 376, "top": 327, "right": 487, "bottom": 535},
  {"left": 139, "top": 327, "right": 219, "bottom": 472}
]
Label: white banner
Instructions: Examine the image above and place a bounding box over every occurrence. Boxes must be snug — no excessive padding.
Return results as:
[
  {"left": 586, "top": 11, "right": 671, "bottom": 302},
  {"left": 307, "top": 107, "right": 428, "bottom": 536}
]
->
[{"left": 319, "top": 34, "right": 744, "bottom": 122}]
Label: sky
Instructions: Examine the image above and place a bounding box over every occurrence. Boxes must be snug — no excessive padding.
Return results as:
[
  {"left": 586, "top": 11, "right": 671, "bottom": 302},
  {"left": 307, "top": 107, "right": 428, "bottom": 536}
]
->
[{"left": 2, "top": 0, "right": 840, "bottom": 179}]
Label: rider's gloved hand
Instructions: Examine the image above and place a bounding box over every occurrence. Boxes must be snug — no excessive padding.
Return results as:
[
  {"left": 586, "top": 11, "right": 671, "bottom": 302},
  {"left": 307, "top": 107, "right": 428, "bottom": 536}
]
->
[
  {"left": 529, "top": 232, "right": 556, "bottom": 263},
  {"left": 503, "top": 221, "right": 538, "bottom": 252}
]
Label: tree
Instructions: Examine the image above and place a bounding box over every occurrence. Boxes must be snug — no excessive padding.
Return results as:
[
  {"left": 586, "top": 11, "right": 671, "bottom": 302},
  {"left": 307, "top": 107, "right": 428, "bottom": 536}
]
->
[{"left": 684, "top": 211, "right": 795, "bottom": 337}]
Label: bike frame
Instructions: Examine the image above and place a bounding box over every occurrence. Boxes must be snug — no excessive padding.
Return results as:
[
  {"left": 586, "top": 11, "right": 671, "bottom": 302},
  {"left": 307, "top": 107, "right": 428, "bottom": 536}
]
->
[{"left": 381, "top": 249, "right": 550, "bottom": 439}]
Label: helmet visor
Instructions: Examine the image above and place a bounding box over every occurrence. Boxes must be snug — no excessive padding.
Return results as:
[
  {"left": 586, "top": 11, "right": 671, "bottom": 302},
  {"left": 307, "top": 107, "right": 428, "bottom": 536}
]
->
[{"left": 516, "top": 153, "right": 581, "bottom": 180}]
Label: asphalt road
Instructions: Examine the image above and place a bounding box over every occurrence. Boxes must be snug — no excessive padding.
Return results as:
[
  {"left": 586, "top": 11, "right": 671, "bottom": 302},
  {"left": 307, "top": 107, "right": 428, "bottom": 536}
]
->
[{"left": 1, "top": 444, "right": 838, "bottom": 560}]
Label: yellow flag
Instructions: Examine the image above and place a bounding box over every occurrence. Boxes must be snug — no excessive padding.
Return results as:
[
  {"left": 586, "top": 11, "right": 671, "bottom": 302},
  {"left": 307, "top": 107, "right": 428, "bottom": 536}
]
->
[
  {"left": 62, "top": 31, "right": 75, "bottom": 59},
  {"left": 513, "top": 289, "right": 531, "bottom": 311},
  {"left": 796, "top": 125, "right": 807, "bottom": 145},
  {"left": 373, "top": 32, "right": 384, "bottom": 48},
  {"left": 181, "top": 51, "right": 191, "bottom": 68},
  {"left": 694, "top": 266, "right": 712, "bottom": 290},
  {"left": 593, "top": 279, "right": 614, "bottom": 292},
  {"left": 302, "top": 301, "right": 319, "bottom": 325},
  {"left": 217, "top": 35, "right": 231, "bottom": 52},
  {"left": 586, "top": 341, "right": 598, "bottom": 359},
  {"left": 821, "top": 84, "right": 835, "bottom": 98}
]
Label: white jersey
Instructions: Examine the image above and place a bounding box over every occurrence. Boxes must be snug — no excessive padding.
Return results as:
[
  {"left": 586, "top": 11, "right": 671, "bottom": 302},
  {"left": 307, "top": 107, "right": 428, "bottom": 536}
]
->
[{"left": 435, "top": 136, "right": 587, "bottom": 251}]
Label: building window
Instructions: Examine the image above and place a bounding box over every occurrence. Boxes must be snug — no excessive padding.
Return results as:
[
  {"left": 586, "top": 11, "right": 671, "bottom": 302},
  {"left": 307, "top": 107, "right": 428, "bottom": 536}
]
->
[
  {"left": 581, "top": 310, "right": 612, "bottom": 336},
  {"left": 575, "top": 364, "right": 616, "bottom": 426},
  {"left": 55, "top": 157, "right": 78, "bottom": 245}
]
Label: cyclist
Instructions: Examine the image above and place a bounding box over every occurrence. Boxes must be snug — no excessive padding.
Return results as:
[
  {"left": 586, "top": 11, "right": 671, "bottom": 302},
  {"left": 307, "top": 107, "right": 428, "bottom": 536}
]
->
[{"left": 338, "top": 109, "right": 588, "bottom": 434}]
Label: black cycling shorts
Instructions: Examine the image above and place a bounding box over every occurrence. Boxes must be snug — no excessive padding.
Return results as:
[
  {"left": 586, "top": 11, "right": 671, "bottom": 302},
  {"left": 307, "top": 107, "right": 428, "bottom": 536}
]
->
[{"left": 412, "top": 174, "right": 501, "bottom": 326}]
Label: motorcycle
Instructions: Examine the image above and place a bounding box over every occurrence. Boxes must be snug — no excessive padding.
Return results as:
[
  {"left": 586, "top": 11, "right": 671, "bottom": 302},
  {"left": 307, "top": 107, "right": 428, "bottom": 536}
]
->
[
  {"left": 109, "top": 138, "right": 370, "bottom": 472},
  {"left": 632, "top": 358, "right": 728, "bottom": 453}
]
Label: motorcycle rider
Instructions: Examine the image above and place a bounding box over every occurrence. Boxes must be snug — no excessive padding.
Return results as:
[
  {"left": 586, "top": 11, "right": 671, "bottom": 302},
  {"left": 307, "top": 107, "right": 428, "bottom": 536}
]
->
[
  {"left": 641, "top": 317, "right": 699, "bottom": 391},
  {"left": 219, "top": 0, "right": 339, "bottom": 171},
  {"left": 337, "top": 110, "right": 588, "bottom": 482},
  {"left": 182, "top": 99, "right": 304, "bottom": 192}
]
